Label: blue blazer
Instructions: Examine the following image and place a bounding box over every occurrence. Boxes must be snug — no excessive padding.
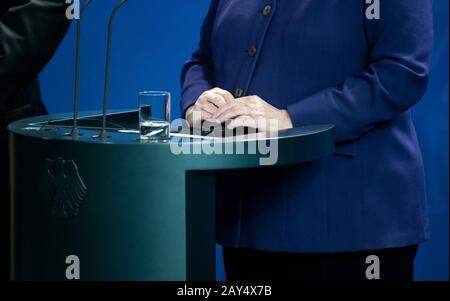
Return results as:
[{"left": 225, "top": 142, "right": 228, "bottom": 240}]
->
[{"left": 181, "top": 0, "right": 433, "bottom": 252}]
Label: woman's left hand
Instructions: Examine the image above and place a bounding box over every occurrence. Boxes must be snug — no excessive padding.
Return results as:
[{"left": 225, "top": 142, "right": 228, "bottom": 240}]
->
[{"left": 211, "top": 95, "right": 293, "bottom": 131}]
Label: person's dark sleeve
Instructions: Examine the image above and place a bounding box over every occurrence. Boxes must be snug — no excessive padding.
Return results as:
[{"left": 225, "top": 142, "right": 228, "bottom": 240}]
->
[
  {"left": 0, "top": 0, "right": 71, "bottom": 108},
  {"left": 180, "top": 0, "right": 219, "bottom": 117},
  {"left": 286, "top": 0, "right": 433, "bottom": 143}
]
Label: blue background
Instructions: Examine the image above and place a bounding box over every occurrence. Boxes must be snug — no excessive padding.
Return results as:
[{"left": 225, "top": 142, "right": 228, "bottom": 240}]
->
[{"left": 39, "top": 0, "right": 448, "bottom": 281}]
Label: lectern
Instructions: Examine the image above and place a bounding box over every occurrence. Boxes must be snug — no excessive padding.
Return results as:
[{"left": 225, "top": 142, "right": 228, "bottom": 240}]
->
[{"left": 8, "top": 110, "right": 335, "bottom": 280}]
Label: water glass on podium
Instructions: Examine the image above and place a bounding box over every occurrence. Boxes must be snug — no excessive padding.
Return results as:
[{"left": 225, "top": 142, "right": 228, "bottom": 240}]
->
[{"left": 139, "top": 91, "right": 171, "bottom": 141}]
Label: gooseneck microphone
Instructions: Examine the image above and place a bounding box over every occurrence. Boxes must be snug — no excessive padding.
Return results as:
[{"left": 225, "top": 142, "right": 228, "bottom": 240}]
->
[
  {"left": 97, "top": 0, "right": 129, "bottom": 140},
  {"left": 71, "top": 0, "right": 93, "bottom": 138}
]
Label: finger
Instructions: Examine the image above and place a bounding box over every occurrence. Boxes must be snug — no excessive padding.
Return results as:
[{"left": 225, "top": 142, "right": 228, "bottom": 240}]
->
[
  {"left": 211, "top": 88, "right": 235, "bottom": 103},
  {"left": 190, "top": 109, "right": 212, "bottom": 125},
  {"left": 204, "top": 93, "right": 228, "bottom": 108},
  {"left": 234, "top": 95, "right": 259, "bottom": 104},
  {"left": 215, "top": 104, "right": 255, "bottom": 123},
  {"left": 215, "top": 104, "right": 264, "bottom": 123},
  {"left": 234, "top": 96, "right": 251, "bottom": 103},
  {"left": 227, "top": 116, "right": 258, "bottom": 130},
  {"left": 196, "top": 101, "right": 218, "bottom": 115},
  {"left": 213, "top": 101, "right": 253, "bottom": 120},
  {"left": 199, "top": 110, "right": 213, "bottom": 121}
]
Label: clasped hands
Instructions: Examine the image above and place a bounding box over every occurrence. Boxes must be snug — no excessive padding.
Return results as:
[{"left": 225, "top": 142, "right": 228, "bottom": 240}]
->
[{"left": 185, "top": 88, "right": 293, "bottom": 131}]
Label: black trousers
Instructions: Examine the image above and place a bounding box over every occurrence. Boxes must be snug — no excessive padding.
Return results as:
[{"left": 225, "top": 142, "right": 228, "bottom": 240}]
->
[{"left": 223, "top": 245, "right": 418, "bottom": 281}]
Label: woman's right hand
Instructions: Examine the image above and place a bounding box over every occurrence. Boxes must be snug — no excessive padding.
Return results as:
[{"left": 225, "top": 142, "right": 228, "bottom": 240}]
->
[{"left": 185, "top": 87, "right": 235, "bottom": 127}]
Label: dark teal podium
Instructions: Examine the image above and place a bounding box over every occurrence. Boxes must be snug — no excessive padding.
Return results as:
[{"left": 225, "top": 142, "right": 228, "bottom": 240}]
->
[{"left": 8, "top": 110, "right": 335, "bottom": 281}]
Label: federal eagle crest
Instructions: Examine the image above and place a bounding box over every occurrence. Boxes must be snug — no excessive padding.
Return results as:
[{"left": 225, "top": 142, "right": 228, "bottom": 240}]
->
[{"left": 43, "top": 158, "right": 88, "bottom": 218}]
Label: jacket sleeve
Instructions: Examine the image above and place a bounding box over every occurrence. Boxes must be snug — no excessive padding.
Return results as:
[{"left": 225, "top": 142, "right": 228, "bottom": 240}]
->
[
  {"left": 0, "top": 0, "right": 71, "bottom": 109},
  {"left": 180, "top": 0, "right": 219, "bottom": 117},
  {"left": 286, "top": 0, "right": 433, "bottom": 143}
]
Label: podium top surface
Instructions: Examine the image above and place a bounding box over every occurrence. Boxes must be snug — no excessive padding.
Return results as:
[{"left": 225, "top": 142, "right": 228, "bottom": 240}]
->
[
  {"left": 8, "top": 110, "right": 331, "bottom": 143},
  {"left": 8, "top": 110, "right": 336, "bottom": 169}
]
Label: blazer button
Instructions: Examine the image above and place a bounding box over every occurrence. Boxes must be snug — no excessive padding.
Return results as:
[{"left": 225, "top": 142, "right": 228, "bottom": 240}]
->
[
  {"left": 262, "top": 5, "right": 272, "bottom": 17},
  {"left": 248, "top": 46, "right": 257, "bottom": 57},
  {"left": 234, "top": 88, "right": 244, "bottom": 98}
]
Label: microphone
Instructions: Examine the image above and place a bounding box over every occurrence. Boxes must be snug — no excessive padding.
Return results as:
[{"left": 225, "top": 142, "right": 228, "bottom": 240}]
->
[
  {"left": 96, "top": 0, "right": 129, "bottom": 140},
  {"left": 71, "top": 0, "right": 93, "bottom": 138}
]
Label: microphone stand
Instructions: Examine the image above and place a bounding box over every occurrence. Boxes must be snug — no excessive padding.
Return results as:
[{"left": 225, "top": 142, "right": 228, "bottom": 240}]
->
[
  {"left": 96, "top": 0, "right": 129, "bottom": 140},
  {"left": 71, "top": 0, "right": 92, "bottom": 138}
]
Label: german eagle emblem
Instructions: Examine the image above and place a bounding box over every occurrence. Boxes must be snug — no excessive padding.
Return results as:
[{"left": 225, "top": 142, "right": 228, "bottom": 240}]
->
[{"left": 44, "top": 158, "right": 88, "bottom": 218}]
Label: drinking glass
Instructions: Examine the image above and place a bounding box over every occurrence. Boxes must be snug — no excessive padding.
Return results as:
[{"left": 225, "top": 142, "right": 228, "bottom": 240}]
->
[{"left": 139, "top": 91, "right": 171, "bottom": 141}]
